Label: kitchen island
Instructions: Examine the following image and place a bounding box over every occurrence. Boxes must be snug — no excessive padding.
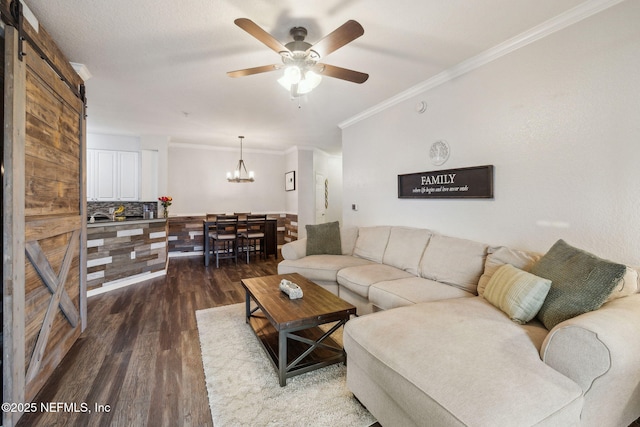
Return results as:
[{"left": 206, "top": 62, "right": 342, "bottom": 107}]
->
[{"left": 87, "top": 217, "right": 168, "bottom": 295}]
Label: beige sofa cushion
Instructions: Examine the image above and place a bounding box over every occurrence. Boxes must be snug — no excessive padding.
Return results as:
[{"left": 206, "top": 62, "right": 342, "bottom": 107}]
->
[
  {"left": 277, "top": 255, "right": 373, "bottom": 283},
  {"left": 337, "top": 264, "right": 414, "bottom": 298},
  {"left": 344, "top": 298, "right": 583, "bottom": 426},
  {"left": 353, "top": 226, "right": 391, "bottom": 263},
  {"left": 369, "top": 277, "right": 474, "bottom": 310},
  {"left": 341, "top": 227, "right": 359, "bottom": 255},
  {"left": 483, "top": 264, "right": 551, "bottom": 324},
  {"left": 382, "top": 227, "right": 432, "bottom": 276},
  {"left": 606, "top": 266, "right": 639, "bottom": 302},
  {"left": 478, "top": 246, "right": 542, "bottom": 296},
  {"left": 419, "top": 234, "right": 488, "bottom": 294}
]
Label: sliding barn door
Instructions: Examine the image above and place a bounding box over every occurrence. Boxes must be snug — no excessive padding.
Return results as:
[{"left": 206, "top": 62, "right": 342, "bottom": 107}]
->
[{"left": 3, "top": 10, "right": 87, "bottom": 426}]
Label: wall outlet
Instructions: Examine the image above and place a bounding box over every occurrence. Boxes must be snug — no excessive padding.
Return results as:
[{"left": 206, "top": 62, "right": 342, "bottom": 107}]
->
[
  {"left": 130, "top": 251, "right": 136, "bottom": 260},
  {"left": 109, "top": 207, "right": 115, "bottom": 214},
  {"left": 352, "top": 204, "right": 358, "bottom": 211}
]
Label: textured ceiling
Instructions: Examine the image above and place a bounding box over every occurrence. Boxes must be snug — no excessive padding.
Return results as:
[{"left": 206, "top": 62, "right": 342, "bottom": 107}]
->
[{"left": 25, "top": 0, "right": 588, "bottom": 154}]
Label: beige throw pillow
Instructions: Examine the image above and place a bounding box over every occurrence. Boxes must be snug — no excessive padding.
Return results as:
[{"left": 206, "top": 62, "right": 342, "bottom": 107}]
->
[
  {"left": 477, "top": 246, "right": 542, "bottom": 297},
  {"left": 483, "top": 264, "right": 551, "bottom": 324}
]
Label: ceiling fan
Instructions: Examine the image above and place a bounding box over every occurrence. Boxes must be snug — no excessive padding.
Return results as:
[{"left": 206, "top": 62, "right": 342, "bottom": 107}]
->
[{"left": 227, "top": 18, "right": 369, "bottom": 97}]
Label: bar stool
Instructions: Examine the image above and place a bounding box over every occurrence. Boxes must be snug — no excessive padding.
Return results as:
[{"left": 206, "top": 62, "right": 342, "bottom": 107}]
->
[
  {"left": 234, "top": 212, "right": 250, "bottom": 235},
  {"left": 210, "top": 215, "right": 238, "bottom": 268},
  {"left": 239, "top": 214, "right": 266, "bottom": 263}
]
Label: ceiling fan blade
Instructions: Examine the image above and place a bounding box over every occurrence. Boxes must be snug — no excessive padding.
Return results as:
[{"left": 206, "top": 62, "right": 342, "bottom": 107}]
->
[
  {"left": 315, "top": 63, "right": 369, "bottom": 84},
  {"left": 307, "top": 20, "right": 364, "bottom": 59},
  {"left": 234, "top": 18, "right": 290, "bottom": 55},
  {"left": 227, "top": 64, "right": 281, "bottom": 78}
]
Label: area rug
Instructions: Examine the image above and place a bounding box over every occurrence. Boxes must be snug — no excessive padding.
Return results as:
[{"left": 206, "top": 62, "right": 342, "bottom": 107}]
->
[{"left": 196, "top": 303, "right": 376, "bottom": 427}]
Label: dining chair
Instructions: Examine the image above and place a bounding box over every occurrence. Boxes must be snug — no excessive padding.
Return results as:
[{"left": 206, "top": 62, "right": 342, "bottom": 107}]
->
[
  {"left": 210, "top": 215, "right": 238, "bottom": 268},
  {"left": 239, "top": 214, "right": 266, "bottom": 264},
  {"left": 234, "top": 212, "right": 250, "bottom": 234}
]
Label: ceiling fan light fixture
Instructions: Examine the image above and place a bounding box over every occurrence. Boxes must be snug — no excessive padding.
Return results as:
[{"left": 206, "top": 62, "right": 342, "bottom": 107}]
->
[
  {"left": 282, "top": 66, "right": 302, "bottom": 85},
  {"left": 278, "top": 67, "right": 322, "bottom": 96},
  {"left": 297, "top": 70, "right": 322, "bottom": 94}
]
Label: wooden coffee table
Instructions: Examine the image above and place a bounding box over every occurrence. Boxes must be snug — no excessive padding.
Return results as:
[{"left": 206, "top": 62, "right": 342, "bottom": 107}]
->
[{"left": 241, "top": 273, "right": 357, "bottom": 386}]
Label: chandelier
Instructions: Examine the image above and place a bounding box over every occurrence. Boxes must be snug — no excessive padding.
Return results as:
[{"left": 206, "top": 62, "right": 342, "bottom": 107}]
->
[{"left": 227, "top": 136, "right": 255, "bottom": 183}]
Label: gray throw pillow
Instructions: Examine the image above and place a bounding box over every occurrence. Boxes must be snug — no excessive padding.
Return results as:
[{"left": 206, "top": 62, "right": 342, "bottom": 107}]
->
[
  {"left": 531, "top": 239, "right": 626, "bottom": 330},
  {"left": 306, "top": 221, "right": 342, "bottom": 255}
]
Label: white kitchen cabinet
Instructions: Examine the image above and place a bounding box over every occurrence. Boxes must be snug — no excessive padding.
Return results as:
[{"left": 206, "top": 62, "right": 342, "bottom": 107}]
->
[
  {"left": 87, "top": 149, "right": 139, "bottom": 201},
  {"left": 117, "top": 151, "right": 139, "bottom": 201}
]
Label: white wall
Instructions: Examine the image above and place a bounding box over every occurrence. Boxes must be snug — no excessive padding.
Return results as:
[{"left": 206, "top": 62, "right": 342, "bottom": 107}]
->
[
  {"left": 284, "top": 148, "right": 298, "bottom": 214},
  {"left": 342, "top": 2, "right": 640, "bottom": 266},
  {"left": 167, "top": 144, "right": 286, "bottom": 215},
  {"left": 296, "top": 149, "right": 315, "bottom": 237},
  {"left": 141, "top": 135, "right": 170, "bottom": 200},
  {"left": 327, "top": 155, "right": 343, "bottom": 224}
]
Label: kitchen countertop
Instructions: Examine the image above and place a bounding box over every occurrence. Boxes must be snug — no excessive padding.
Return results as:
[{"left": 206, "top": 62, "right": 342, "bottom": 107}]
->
[{"left": 87, "top": 217, "right": 166, "bottom": 228}]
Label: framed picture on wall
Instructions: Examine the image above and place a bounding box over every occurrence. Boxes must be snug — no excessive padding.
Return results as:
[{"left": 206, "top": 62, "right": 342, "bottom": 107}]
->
[{"left": 285, "top": 171, "right": 296, "bottom": 191}]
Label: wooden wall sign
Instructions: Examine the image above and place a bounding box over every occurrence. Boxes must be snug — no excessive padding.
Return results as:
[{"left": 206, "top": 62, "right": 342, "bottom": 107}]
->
[{"left": 398, "top": 165, "right": 494, "bottom": 199}]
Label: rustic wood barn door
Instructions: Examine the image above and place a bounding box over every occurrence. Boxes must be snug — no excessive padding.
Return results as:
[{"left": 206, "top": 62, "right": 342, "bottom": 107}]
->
[{"left": 3, "top": 5, "right": 87, "bottom": 425}]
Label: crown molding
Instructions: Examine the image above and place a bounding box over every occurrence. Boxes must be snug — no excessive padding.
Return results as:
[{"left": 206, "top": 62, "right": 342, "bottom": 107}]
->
[
  {"left": 168, "top": 141, "right": 284, "bottom": 155},
  {"left": 339, "top": 0, "right": 625, "bottom": 129}
]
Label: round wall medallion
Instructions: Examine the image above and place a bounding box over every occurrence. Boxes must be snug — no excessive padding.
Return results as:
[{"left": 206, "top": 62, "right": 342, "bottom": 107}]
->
[{"left": 429, "top": 140, "right": 450, "bottom": 165}]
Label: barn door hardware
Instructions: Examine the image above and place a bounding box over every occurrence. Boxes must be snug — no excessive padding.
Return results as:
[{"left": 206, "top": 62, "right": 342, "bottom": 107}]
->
[
  {"left": 3, "top": 0, "right": 86, "bottom": 103},
  {"left": 9, "top": 0, "right": 25, "bottom": 60}
]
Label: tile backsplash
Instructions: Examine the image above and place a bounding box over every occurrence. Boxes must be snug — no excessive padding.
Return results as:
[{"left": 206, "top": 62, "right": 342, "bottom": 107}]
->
[{"left": 87, "top": 201, "right": 158, "bottom": 218}]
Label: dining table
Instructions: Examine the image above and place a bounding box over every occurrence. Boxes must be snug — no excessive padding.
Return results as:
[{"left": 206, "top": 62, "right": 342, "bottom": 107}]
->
[{"left": 203, "top": 217, "right": 278, "bottom": 266}]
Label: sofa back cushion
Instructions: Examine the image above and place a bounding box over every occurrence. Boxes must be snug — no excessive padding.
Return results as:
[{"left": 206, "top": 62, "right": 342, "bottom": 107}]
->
[
  {"left": 353, "top": 226, "right": 391, "bottom": 263},
  {"left": 340, "top": 227, "right": 359, "bottom": 256},
  {"left": 382, "top": 227, "right": 432, "bottom": 276},
  {"left": 606, "top": 266, "right": 639, "bottom": 302},
  {"left": 419, "top": 234, "right": 488, "bottom": 294},
  {"left": 477, "top": 246, "right": 543, "bottom": 296}
]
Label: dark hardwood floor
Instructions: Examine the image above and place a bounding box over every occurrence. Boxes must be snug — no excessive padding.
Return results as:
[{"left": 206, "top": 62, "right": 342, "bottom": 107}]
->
[{"left": 17, "top": 253, "right": 280, "bottom": 427}]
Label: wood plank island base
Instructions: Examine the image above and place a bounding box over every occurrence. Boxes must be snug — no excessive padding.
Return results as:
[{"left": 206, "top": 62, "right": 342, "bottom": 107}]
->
[{"left": 241, "top": 273, "right": 357, "bottom": 386}]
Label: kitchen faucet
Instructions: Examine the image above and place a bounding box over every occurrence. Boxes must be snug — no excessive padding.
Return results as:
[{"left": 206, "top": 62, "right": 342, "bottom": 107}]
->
[
  {"left": 89, "top": 212, "right": 114, "bottom": 223},
  {"left": 89, "top": 206, "right": 125, "bottom": 223}
]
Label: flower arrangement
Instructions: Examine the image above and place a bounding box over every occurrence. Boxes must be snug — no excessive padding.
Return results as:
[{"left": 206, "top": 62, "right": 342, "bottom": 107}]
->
[{"left": 158, "top": 196, "right": 173, "bottom": 218}]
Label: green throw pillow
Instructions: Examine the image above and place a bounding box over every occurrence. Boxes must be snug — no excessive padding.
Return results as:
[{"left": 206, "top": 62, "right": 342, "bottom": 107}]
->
[
  {"left": 484, "top": 264, "right": 551, "bottom": 324},
  {"left": 306, "top": 221, "right": 342, "bottom": 255},
  {"left": 531, "top": 239, "right": 626, "bottom": 330}
]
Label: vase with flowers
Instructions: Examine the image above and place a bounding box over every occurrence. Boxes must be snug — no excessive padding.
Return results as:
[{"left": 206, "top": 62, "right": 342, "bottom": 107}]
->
[{"left": 159, "top": 196, "right": 173, "bottom": 219}]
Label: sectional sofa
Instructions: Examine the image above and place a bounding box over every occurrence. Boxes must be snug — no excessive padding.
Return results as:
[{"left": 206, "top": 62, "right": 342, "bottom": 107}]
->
[{"left": 277, "top": 224, "right": 640, "bottom": 427}]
